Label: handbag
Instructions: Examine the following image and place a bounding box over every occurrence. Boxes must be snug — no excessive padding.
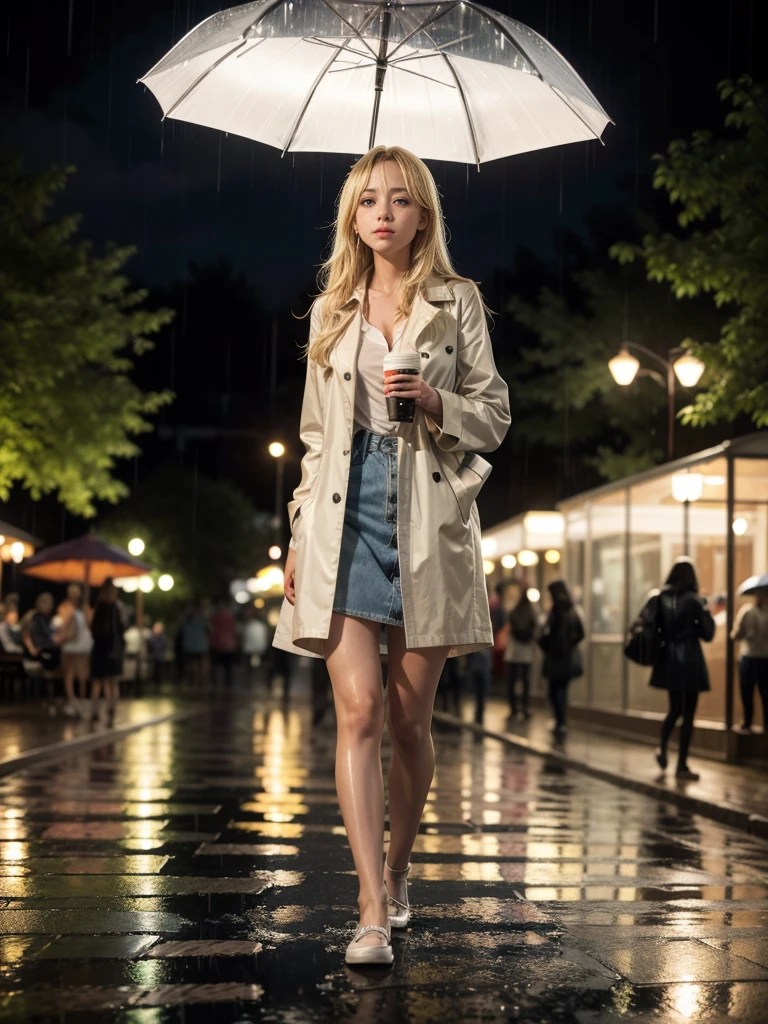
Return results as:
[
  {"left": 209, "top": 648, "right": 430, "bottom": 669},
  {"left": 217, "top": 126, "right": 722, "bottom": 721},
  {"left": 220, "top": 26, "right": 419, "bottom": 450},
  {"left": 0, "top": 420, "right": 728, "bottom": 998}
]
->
[{"left": 624, "top": 594, "right": 666, "bottom": 666}]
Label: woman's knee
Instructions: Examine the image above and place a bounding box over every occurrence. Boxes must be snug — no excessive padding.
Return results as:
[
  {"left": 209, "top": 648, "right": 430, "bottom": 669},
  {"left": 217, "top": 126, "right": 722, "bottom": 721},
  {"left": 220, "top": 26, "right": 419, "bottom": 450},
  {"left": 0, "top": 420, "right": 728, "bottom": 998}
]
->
[
  {"left": 388, "top": 703, "right": 429, "bottom": 751},
  {"left": 337, "top": 693, "right": 384, "bottom": 743}
]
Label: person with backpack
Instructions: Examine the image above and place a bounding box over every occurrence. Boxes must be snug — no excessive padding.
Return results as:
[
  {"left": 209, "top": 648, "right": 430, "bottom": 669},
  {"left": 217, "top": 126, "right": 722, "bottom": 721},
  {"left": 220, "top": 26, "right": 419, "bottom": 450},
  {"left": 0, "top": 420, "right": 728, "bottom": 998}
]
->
[
  {"left": 538, "top": 580, "right": 584, "bottom": 736},
  {"left": 504, "top": 583, "right": 539, "bottom": 722},
  {"left": 633, "top": 557, "right": 715, "bottom": 781}
]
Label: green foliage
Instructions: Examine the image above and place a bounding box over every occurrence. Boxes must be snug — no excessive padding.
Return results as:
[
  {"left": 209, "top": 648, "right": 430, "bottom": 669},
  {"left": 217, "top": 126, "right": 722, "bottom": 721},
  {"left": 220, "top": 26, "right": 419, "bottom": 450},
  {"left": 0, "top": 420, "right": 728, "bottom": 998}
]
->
[
  {"left": 610, "top": 76, "right": 768, "bottom": 428},
  {"left": 0, "top": 152, "right": 174, "bottom": 515},
  {"left": 507, "top": 265, "right": 715, "bottom": 481},
  {"left": 99, "top": 465, "right": 270, "bottom": 604}
]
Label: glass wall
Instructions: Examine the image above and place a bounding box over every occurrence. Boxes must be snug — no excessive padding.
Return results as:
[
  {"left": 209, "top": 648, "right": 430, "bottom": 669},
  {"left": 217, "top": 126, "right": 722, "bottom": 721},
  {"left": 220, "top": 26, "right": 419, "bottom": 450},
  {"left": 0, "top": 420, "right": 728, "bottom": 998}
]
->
[
  {"left": 589, "top": 494, "right": 627, "bottom": 711},
  {"left": 733, "top": 458, "right": 768, "bottom": 730},
  {"left": 563, "top": 507, "right": 589, "bottom": 706}
]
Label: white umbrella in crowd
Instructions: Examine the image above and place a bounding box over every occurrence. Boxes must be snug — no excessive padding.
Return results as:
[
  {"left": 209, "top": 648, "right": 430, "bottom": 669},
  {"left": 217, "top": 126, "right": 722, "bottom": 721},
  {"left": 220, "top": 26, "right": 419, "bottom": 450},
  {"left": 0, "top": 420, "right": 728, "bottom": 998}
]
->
[{"left": 140, "top": 0, "right": 612, "bottom": 167}]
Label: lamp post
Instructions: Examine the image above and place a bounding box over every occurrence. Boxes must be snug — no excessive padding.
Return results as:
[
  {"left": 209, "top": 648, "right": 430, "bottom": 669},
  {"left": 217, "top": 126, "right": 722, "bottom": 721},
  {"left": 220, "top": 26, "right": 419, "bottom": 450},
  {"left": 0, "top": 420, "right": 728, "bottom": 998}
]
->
[
  {"left": 268, "top": 442, "right": 285, "bottom": 557},
  {"left": 608, "top": 343, "right": 705, "bottom": 460}
]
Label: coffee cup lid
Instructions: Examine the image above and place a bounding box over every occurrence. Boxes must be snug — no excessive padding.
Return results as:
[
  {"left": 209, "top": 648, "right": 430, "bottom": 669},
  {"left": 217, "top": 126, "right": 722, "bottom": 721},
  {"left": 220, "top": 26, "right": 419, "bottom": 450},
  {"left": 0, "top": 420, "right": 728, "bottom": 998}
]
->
[{"left": 383, "top": 350, "right": 422, "bottom": 371}]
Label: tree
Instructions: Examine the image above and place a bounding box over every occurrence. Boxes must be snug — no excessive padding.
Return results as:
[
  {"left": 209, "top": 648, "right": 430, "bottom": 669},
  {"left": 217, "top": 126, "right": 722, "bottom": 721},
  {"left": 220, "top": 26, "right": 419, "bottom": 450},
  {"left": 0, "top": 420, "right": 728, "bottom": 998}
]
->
[
  {"left": 507, "top": 261, "right": 720, "bottom": 482},
  {"left": 0, "top": 153, "right": 174, "bottom": 516},
  {"left": 612, "top": 76, "right": 768, "bottom": 428},
  {"left": 99, "top": 465, "right": 270, "bottom": 603}
]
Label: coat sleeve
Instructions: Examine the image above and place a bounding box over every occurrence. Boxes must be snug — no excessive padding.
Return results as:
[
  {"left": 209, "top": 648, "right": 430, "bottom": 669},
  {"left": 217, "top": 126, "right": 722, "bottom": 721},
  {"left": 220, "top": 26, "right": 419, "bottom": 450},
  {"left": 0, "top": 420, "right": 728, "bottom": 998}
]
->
[
  {"left": 425, "top": 282, "right": 511, "bottom": 453},
  {"left": 695, "top": 603, "right": 716, "bottom": 643},
  {"left": 287, "top": 300, "right": 325, "bottom": 550}
]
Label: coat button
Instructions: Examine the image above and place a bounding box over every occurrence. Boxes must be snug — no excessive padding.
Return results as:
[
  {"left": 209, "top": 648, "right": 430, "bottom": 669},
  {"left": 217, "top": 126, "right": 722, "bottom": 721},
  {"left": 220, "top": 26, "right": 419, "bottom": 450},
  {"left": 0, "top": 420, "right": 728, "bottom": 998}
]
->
[
  {"left": 421, "top": 351, "right": 430, "bottom": 359},
  {"left": 343, "top": 449, "right": 350, "bottom": 456},
  {"left": 343, "top": 371, "right": 351, "bottom": 381},
  {"left": 446, "top": 345, "right": 453, "bottom": 354},
  {"left": 432, "top": 471, "right": 441, "bottom": 482},
  {"left": 332, "top": 493, "right": 341, "bottom": 503}
]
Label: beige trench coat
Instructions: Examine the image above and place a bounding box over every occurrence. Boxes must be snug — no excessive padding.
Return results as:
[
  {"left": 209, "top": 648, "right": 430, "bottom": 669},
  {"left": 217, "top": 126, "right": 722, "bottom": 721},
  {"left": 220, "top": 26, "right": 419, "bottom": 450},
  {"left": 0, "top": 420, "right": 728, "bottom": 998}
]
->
[{"left": 272, "top": 274, "right": 511, "bottom": 660}]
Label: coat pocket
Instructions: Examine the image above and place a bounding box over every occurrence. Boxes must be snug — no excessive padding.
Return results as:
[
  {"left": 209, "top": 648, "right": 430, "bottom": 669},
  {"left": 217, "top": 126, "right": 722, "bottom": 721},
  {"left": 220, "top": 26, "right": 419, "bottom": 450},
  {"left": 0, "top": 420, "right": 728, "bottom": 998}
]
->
[
  {"left": 440, "top": 452, "right": 493, "bottom": 524},
  {"left": 289, "top": 494, "right": 316, "bottom": 542}
]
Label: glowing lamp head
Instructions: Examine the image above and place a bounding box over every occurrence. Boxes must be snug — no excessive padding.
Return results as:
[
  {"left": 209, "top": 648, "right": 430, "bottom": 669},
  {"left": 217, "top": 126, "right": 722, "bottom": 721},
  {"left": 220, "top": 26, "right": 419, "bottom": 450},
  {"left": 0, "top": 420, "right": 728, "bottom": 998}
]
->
[
  {"left": 671, "top": 473, "right": 703, "bottom": 503},
  {"left": 673, "top": 353, "right": 705, "bottom": 388},
  {"left": 268, "top": 545, "right": 282, "bottom": 560},
  {"left": 128, "top": 537, "right": 145, "bottom": 557},
  {"left": 527, "top": 588, "right": 541, "bottom": 603},
  {"left": 608, "top": 348, "right": 640, "bottom": 386},
  {"left": 501, "top": 554, "right": 517, "bottom": 569},
  {"left": 158, "top": 574, "right": 174, "bottom": 592},
  {"left": 483, "top": 560, "right": 496, "bottom": 575},
  {"left": 517, "top": 549, "right": 539, "bottom": 567},
  {"left": 732, "top": 517, "right": 748, "bottom": 536},
  {"left": 139, "top": 576, "right": 154, "bottom": 593},
  {"left": 544, "top": 549, "right": 561, "bottom": 565},
  {"left": 268, "top": 442, "right": 285, "bottom": 458},
  {"left": 10, "top": 542, "right": 24, "bottom": 564}
]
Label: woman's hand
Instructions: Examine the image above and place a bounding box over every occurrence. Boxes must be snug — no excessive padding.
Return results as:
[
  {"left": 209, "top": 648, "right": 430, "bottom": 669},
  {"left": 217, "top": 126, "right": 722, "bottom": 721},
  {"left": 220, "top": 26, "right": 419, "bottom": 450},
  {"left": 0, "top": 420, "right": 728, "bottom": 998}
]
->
[
  {"left": 284, "top": 546, "right": 297, "bottom": 606},
  {"left": 384, "top": 373, "right": 443, "bottom": 422}
]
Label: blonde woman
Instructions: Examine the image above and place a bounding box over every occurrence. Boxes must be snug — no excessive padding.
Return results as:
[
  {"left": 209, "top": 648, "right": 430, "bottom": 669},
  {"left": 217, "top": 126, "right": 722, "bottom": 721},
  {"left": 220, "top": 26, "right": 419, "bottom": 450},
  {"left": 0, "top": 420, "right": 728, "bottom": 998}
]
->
[{"left": 273, "top": 146, "right": 510, "bottom": 965}]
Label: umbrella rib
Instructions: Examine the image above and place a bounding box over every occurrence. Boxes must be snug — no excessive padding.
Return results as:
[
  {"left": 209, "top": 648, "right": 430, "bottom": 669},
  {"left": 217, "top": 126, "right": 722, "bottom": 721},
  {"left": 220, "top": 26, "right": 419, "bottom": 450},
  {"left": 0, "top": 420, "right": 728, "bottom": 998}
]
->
[
  {"left": 390, "top": 33, "right": 475, "bottom": 64},
  {"left": 386, "top": 2, "right": 461, "bottom": 62},
  {"left": 162, "top": 38, "right": 248, "bottom": 120},
  {"left": 389, "top": 63, "right": 456, "bottom": 89},
  {"left": 435, "top": 51, "right": 481, "bottom": 169},
  {"left": 465, "top": 4, "right": 544, "bottom": 81},
  {"left": 548, "top": 84, "right": 607, "bottom": 145},
  {"left": 281, "top": 38, "right": 358, "bottom": 156},
  {"left": 320, "top": 0, "right": 380, "bottom": 60}
]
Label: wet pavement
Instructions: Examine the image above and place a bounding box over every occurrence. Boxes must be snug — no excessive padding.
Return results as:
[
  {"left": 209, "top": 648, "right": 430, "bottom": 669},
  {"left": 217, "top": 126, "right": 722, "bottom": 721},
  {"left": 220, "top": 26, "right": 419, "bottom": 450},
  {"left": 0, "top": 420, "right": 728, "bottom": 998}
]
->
[
  {"left": 445, "top": 695, "right": 768, "bottom": 830},
  {"left": 2, "top": 688, "right": 768, "bottom": 1022}
]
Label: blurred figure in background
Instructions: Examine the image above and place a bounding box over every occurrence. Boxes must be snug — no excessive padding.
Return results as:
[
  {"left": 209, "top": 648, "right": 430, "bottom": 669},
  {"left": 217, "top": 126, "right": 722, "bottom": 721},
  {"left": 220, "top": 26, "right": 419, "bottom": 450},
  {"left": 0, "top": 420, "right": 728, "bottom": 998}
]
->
[
  {"left": 467, "top": 648, "right": 492, "bottom": 725},
  {"left": 181, "top": 601, "right": 209, "bottom": 687},
  {"left": 732, "top": 585, "right": 768, "bottom": 733},
  {"left": 489, "top": 583, "right": 508, "bottom": 683},
  {"left": 0, "top": 598, "right": 24, "bottom": 654},
  {"left": 210, "top": 598, "right": 238, "bottom": 687},
  {"left": 504, "top": 583, "right": 538, "bottom": 723},
  {"left": 56, "top": 583, "right": 93, "bottom": 719},
  {"left": 242, "top": 606, "right": 269, "bottom": 684},
  {"left": 148, "top": 621, "right": 170, "bottom": 686},
  {"left": 538, "top": 580, "right": 584, "bottom": 737},
  {"left": 642, "top": 557, "right": 715, "bottom": 781},
  {"left": 90, "top": 579, "right": 126, "bottom": 727},
  {"left": 437, "top": 654, "right": 462, "bottom": 715}
]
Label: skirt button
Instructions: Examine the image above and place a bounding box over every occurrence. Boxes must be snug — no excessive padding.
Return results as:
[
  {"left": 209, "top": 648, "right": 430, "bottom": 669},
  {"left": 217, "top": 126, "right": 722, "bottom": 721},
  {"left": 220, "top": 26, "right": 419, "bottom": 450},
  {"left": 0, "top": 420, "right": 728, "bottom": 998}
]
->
[{"left": 343, "top": 372, "right": 352, "bottom": 381}]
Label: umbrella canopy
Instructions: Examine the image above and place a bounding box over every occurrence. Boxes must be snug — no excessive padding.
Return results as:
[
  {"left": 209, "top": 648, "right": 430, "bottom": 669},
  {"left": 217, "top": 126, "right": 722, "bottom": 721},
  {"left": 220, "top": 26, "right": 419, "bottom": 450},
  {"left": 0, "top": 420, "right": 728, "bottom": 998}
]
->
[
  {"left": 139, "top": 0, "right": 612, "bottom": 166},
  {"left": 737, "top": 574, "right": 768, "bottom": 597},
  {"left": 21, "top": 534, "right": 152, "bottom": 588}
]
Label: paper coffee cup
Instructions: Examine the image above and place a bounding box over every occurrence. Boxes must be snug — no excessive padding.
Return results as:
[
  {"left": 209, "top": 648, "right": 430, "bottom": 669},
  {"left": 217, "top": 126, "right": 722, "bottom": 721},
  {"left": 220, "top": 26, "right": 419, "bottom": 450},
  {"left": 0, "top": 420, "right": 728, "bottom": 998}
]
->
[{"left": 383, "top": 350, "right": 422, "bottom": 423}]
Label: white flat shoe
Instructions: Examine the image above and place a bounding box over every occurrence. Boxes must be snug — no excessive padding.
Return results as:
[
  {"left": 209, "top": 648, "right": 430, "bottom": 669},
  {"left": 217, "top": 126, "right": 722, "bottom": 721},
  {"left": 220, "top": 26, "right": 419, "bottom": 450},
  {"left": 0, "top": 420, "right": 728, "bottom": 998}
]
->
[
  {"left": 385, "top": 862, "right": 411, "bottom": 929},
  {"left": 345, "top": 922, "right": 393, "bottom": 965}
]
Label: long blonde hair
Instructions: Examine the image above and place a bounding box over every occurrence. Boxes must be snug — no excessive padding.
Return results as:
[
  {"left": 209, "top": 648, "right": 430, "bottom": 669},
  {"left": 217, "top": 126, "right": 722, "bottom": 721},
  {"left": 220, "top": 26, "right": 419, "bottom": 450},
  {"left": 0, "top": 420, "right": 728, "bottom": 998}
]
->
[{"left": 303, "top": 146, "right": 477, "bottom": 369}]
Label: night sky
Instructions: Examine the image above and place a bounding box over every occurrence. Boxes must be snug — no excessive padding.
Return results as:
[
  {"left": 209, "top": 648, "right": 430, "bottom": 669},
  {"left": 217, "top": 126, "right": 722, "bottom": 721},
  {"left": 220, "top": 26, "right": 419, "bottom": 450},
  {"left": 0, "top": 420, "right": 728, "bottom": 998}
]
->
[{"left": 0, "top": 0, "right": 762, "bottom": 545}]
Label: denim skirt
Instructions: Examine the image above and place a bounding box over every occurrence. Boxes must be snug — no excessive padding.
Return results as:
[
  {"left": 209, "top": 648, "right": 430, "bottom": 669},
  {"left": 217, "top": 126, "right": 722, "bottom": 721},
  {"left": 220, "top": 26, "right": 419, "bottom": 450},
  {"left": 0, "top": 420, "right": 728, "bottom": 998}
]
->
[{"left": 332, "top": 427, "right": 404, "bottom": 628}]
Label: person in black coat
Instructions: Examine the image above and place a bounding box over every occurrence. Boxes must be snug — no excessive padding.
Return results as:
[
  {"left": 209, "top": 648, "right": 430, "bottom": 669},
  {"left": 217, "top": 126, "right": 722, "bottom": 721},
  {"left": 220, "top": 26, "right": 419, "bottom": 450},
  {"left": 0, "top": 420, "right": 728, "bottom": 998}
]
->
[
  {"left": 538, "top": 579, "right": 584, "bottom": 735},
  {"left": 641, "top": 557, "right": 715, "bottom": 781}
]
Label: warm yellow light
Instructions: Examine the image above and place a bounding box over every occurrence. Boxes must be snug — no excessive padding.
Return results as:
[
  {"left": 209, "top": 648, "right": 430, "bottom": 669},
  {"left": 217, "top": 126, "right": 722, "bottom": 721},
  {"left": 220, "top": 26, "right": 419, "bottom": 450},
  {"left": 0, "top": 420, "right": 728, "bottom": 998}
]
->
[
  {"left": 501, "top": 554, "right": 517, "bottom": 569},
  {"left": 158, "top": 574, "right": 174, "bottom": 592},
  {"left": 139, "top": 576, "right": 154, "bottom": 593},
  {"left": 673, "top": 353, "right": 705, "bottom": 388},
  {"left": 234, "top": 590, "right": 250, "bottom": 604},
  {"left": 732, "top": 517, "right": 748, "bottom": 536},
  {"left": 268, "top": 545, "right": 282, "bottom": 560},
  {"left": 483, "top": 560, "right": 496, "bottom": 575},
  {"left": 117, "top": 576, "right": 140, "bottom": 593},
  {"left": 671, "top": 473, "right": 703, "bottom": 503},
  {"left": 518, "top": 549, "right": 539, "bottom": 567},
  {"left": 523, "top": 512, "right": 564, "bottom": 535},
  {"left": 267, "top": 607, "right": 280, "bottom": 627},
  {"left": 269, "top": 442, "right": 285, "bottom": 458},
  {"left": 10, "top": 542, "right": 24, "bottom": 564},
  {"left": 481, "top": 538, "right": 497, "bottom": 556},
  {"left": 128, "top": 537, "right": 145, "bottom": 557},
  {"left": 253, "top": 566, "right": 285, "bottom": 594},
  {"left": 544, "top": 549, "right": 561, "bottom": 565},
  {"left": 608, "top": 348, "right": 640, "bottom": 386},
  {"left": 0, "top": 535, "right": 5, "bottom": 546},
  {"left": 0, "top": 545, "right": 12, "bottom": 562},
  {"left": 254, "top": 598, "right": 265, "bottom": 609},
  {"left": 527, "top": 588, "right": 541, "bottom": 603}
]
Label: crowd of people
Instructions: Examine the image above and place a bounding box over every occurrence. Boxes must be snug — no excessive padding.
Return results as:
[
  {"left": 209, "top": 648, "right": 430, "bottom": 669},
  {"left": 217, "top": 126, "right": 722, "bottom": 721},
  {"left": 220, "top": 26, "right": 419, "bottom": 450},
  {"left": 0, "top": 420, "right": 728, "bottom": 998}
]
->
[{"left": 438, "top": 559, "right": 768, "bottom": 781}]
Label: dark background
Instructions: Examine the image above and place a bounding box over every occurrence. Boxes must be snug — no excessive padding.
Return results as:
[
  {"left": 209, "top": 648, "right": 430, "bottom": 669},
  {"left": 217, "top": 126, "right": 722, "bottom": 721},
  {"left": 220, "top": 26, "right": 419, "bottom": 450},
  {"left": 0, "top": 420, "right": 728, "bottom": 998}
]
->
[{"left": 0, "top": 0, "right": 762, "bottom": 550}]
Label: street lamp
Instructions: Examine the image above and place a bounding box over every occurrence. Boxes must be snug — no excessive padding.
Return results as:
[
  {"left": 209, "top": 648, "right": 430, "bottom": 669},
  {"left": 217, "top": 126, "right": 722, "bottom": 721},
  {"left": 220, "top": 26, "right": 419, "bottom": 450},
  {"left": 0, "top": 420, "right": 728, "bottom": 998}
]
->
[
  {"left": 128, "top": 537, "right": 145, "bottom": 557},
  {"left": 608, "top": 343, "right": 705, "bottom": 460},
  {"left": 269, "top": 442, "right": 286, "bottom": 553}
]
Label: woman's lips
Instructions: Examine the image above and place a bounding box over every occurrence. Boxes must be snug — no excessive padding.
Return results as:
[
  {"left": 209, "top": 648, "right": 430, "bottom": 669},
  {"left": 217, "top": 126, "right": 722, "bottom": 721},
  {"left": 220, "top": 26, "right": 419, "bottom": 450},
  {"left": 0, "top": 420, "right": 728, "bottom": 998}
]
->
[{"left": 374, "top": 229, "right": 393, "bottom": 236}]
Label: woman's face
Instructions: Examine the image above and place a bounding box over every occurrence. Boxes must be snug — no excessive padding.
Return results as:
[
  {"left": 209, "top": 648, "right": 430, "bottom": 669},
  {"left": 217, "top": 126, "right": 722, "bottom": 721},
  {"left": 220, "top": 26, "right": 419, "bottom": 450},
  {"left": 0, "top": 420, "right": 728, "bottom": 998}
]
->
[{"left": 355, "top": 160, "right": 428, "bottom": 260}]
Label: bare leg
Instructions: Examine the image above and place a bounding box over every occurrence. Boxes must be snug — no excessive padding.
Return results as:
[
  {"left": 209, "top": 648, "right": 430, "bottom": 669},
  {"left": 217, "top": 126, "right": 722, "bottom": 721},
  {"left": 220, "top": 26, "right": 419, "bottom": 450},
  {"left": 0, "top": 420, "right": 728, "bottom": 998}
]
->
[
  {"left": 385, "top": 627, "right": 449, "bottom": 876},
  {"left": 90, "top": 679, "right": 102, "bottom": 718},
  {"left": 63, "top": 665, "right": 76, "bottom": 702},
  {"left": 322, "top": 612, "right": 388, "bottom": 947}
]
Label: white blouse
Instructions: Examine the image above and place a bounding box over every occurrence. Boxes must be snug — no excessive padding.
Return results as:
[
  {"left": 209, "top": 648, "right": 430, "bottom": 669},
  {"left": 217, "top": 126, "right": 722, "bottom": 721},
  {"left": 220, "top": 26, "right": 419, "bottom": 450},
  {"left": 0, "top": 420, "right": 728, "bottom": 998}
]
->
[{"left": 354, "top": 315, "right": 410, "bottom": 436}]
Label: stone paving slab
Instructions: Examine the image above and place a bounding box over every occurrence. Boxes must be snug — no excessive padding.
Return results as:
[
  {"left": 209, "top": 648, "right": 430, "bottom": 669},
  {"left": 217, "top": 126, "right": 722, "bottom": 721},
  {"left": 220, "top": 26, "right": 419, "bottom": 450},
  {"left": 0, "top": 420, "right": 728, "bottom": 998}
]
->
[
  {"left": 0, "top": 856, "right": 170, "bottom": 875},
  {"left": 146, "top": 939, "right": 263, "bottom": 957},
  {"left": 0, "top": 909, "right": 190, "bottom": 934},
  {"left": 30, "top": 934, "right": 160, "bottom": 959}
]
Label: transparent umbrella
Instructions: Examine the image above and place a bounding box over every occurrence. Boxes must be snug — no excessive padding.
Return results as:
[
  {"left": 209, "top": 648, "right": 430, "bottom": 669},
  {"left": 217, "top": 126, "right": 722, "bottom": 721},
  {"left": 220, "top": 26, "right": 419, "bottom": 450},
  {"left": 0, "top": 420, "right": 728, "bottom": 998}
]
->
[{"left": 139, "top": 0, "right": 612, "bottom": 167}]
